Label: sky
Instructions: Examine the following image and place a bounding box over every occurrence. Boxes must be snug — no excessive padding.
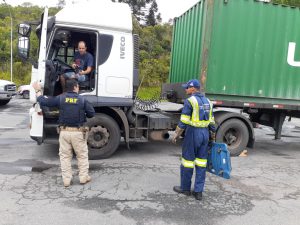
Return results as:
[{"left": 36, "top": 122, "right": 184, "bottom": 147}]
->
[{"left": 4, "top": 0, "right": 200, "bottom": 22}]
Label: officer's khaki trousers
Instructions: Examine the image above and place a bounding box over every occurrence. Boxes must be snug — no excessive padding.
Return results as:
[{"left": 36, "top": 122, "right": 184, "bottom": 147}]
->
[{"left": 59, "top": 130, "right": 89, "bottom": 182}]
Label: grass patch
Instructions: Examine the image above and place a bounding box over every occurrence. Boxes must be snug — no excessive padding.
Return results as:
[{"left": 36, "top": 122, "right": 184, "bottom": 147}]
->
[{"left": 136, "top": 86, "right": 161, "bottom": 100}]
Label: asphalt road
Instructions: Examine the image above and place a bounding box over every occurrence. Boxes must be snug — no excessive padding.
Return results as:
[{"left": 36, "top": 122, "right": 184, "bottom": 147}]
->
[{"left": 0, "top": 98, "right": 299, "bottom": 225}]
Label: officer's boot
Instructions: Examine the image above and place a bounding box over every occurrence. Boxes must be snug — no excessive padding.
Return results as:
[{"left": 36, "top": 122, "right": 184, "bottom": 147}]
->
[
  {"left": 173, "top": 186, "right": 191, "bottom": 196},
  {"left": 80, "top": 175, "right": 91, "bottom": 185},
  {"left": 192, "top": 191, "right": 203, "bottom": 201},
  {"left": 174, "top": 165, "right": 193, "bottom": 196},
  {"left": 194, "top": 166, "right": 206, "bottom": 200},
  {"left": 63, "top": 179, "right": 72, "bottom": 187}
]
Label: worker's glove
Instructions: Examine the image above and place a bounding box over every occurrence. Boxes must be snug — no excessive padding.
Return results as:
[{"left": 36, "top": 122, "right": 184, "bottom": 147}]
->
[
  {"left": 209, "top": 131, "right": 216, "bottom": 142},
  {"left": 172, "top": 126, "right": 184, "bottom": 144}
]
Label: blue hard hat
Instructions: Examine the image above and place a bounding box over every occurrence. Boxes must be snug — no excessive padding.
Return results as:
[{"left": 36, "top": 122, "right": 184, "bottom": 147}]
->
[{"left": 182, "top": 79, "right": 200, "bottom": 89}]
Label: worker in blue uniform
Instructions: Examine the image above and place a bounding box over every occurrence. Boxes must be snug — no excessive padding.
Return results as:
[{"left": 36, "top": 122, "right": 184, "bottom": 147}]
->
[
  {"left": 172, "top": 79, "right": 216, "bottom": 200},
  {"left": 32, "top": 79, "right": 95, "bottom": 187}
]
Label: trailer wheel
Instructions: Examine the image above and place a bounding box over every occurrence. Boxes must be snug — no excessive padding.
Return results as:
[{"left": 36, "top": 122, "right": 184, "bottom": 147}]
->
[
  {"left": 0, "top": 100, "right": 10, "bottom": 106},
  {"left": 216, "top": 118, "right": 249, "bottom": 156},
  {"left": 86, "top": 114, "right": 120, "bottom": 159}
]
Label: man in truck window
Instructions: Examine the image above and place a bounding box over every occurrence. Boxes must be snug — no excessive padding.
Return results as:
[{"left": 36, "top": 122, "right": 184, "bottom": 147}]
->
[
  {"left": 60, "top": 41, "right": 94, "bottom": 91},
  {"left": 33, "top": 79, "right": 95, "bottom": 187},
  {"left": 171, "top": 79, "right": 216, "bottom": 201}
]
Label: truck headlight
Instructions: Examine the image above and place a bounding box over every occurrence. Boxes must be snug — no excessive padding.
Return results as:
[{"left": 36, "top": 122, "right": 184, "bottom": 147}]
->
[{"left": 0, "top": 85, "right": 4, "bottom": 91}]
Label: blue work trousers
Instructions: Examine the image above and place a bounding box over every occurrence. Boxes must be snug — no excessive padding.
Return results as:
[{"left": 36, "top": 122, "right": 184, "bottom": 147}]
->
[{"left": 180, "top": 126, "right": 209, "bottom": 193}]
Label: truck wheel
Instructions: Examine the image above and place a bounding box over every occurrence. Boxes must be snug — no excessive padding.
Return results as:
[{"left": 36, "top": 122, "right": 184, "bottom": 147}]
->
[
  {"left": 23, "top": 91, "right": 29, "bottom": 99},
  {"left": 0, "top": 100, "right": 10, "bottom": 106},
  {"left": 216, "top": 118, "right": 249, "bottom": 156},
  {"left": 86, "top": 114, "right": 120, "bottom": 159}
]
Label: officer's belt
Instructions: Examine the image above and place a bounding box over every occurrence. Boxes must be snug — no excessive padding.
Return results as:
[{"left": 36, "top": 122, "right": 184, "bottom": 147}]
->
[{"left": 59, "top": 126, "right": 88, "bottom": 132}]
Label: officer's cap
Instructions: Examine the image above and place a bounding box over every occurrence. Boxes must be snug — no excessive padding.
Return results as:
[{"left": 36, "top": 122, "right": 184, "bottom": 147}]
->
[{"left": 182, "top": 79, "right": 200, "bottom": 89}]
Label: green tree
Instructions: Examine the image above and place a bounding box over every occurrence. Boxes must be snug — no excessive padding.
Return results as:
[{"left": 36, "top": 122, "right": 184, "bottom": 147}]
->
[
  {"left": 272, "top": 0, "right": 300, "bottom": 7},
  {"left": 138, "top": 24, "right": 172, "bottom": 87},
  {"left": 145, "top": 0, "right": 160, "bottom": 26},
  {"left": 0, "top": 4, "right": 59, "bottom": 85},
  {"left": 21, "top": 2, "right": 34, "bottom": 7},
  {"left": 111, "top": 0, "right": 161, "bottom": 24}
]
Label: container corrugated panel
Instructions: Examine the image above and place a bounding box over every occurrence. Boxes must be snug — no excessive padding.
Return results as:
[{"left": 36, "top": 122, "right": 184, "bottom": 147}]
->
[
  {"left": 169, "top": 0, "right": 300, "bottom": 102},
  {"left": 169, "top": 1, "right": 204, "bottom": 83}
]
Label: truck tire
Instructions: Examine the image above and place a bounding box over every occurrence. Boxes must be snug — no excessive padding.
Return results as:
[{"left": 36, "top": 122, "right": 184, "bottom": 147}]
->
[
  {"left": 86, "top": 114, "right": 121, "bottom": 159},
  {"left": 216, "top": 118, "right": 249, "bottom": 156},
  {"left": 23, "top": 91, "right": 29, "bottom": 99},
  {"left": 0, "top": 100, "right": 10, "bottom": 106}
]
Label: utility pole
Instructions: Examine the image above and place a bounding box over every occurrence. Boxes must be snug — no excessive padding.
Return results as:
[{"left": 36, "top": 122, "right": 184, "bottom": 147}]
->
[{"left": 2, "top": 0, "right": 13, "bottom": 82}]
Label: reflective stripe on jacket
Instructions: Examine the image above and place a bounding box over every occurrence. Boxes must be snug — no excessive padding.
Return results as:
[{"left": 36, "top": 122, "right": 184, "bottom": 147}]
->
[{"left": 180, "top": 95, "right": 215, "bottom": 128}]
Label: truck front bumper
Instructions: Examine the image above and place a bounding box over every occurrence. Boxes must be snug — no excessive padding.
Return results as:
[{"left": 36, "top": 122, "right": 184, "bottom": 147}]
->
[{"left": 0, "top": 91, "right": 13, "bottom": 100}]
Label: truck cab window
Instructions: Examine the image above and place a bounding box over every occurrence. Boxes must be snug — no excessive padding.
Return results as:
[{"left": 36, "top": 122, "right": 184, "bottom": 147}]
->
[{"left": 98, "top": 34, "right": 113, "bottom": 66}]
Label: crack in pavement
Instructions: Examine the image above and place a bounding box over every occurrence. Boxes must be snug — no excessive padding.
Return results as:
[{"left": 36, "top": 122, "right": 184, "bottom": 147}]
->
[{"left": 1, "top": 160, "right": 298, "bottom": 225}]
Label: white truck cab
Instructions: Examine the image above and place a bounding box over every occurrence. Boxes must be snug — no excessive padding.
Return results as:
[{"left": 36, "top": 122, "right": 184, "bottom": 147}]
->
[{"left": 17, "top": 0, "right": 177, "bottom": 159}]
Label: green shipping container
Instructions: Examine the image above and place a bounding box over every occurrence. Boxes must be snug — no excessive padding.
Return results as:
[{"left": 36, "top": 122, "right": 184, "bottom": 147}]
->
[{"left": 169, "top": 0, "right": 300, "bottom": 106}]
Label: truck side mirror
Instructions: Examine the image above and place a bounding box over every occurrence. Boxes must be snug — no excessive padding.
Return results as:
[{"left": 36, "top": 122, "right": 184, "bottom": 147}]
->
[
  {"left": 18, "top": 23, "right": 31, "bottom": 37},
  {"left": 18, "top": 37, "right": 30, "bottom": 59}
]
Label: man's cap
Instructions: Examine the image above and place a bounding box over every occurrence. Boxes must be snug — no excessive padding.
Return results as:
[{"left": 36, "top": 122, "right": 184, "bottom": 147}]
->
[{"left": 182, "top": 79, "right": 200, "bottom": 89}]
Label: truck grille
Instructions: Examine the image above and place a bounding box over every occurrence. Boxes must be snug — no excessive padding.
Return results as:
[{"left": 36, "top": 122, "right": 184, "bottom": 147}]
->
[{"left": 5, "top": 84, "right": 16, "bottom": 92}]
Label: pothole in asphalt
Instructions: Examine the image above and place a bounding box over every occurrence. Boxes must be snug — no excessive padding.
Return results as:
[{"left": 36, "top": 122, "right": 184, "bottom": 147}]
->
[
  {"left": 70, "top": 191, "right": 253, "bottom": 225},
  {"left": 89, "top": 164, "right": 105, "bottom": 171},
  {"left": 270, "top": 151, "right": 289, "bottom": 157},
  {"left": 0, "top": 159, "right": 55, "bottom": 174}
]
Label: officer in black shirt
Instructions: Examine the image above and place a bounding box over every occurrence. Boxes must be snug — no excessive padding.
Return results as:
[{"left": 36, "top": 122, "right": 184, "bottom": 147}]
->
[{"left": 33, "top": 79, "right": 95, "bottom": 187}]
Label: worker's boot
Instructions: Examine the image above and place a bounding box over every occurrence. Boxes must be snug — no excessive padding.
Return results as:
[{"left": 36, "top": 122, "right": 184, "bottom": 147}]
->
[
  {"left": 63, "top": 179, "right": 72, "bottom": 188},
  {"left": 80, "top": 175, "right": 91, "bottom": 185},
  {"left": 173, "top": 186, "right": 191, "bottom": 196},
  {"left": 192, "top": 191, "right": 203, "bottom": 201}
]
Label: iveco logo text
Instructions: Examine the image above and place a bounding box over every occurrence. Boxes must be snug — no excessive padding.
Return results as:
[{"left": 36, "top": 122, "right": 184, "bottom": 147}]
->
[
  {"left": 287, "top": 42, "right": 300, "bottom": 67},
  {"left": 120, "top": 37, "right": 125, "bottom": 59}
]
